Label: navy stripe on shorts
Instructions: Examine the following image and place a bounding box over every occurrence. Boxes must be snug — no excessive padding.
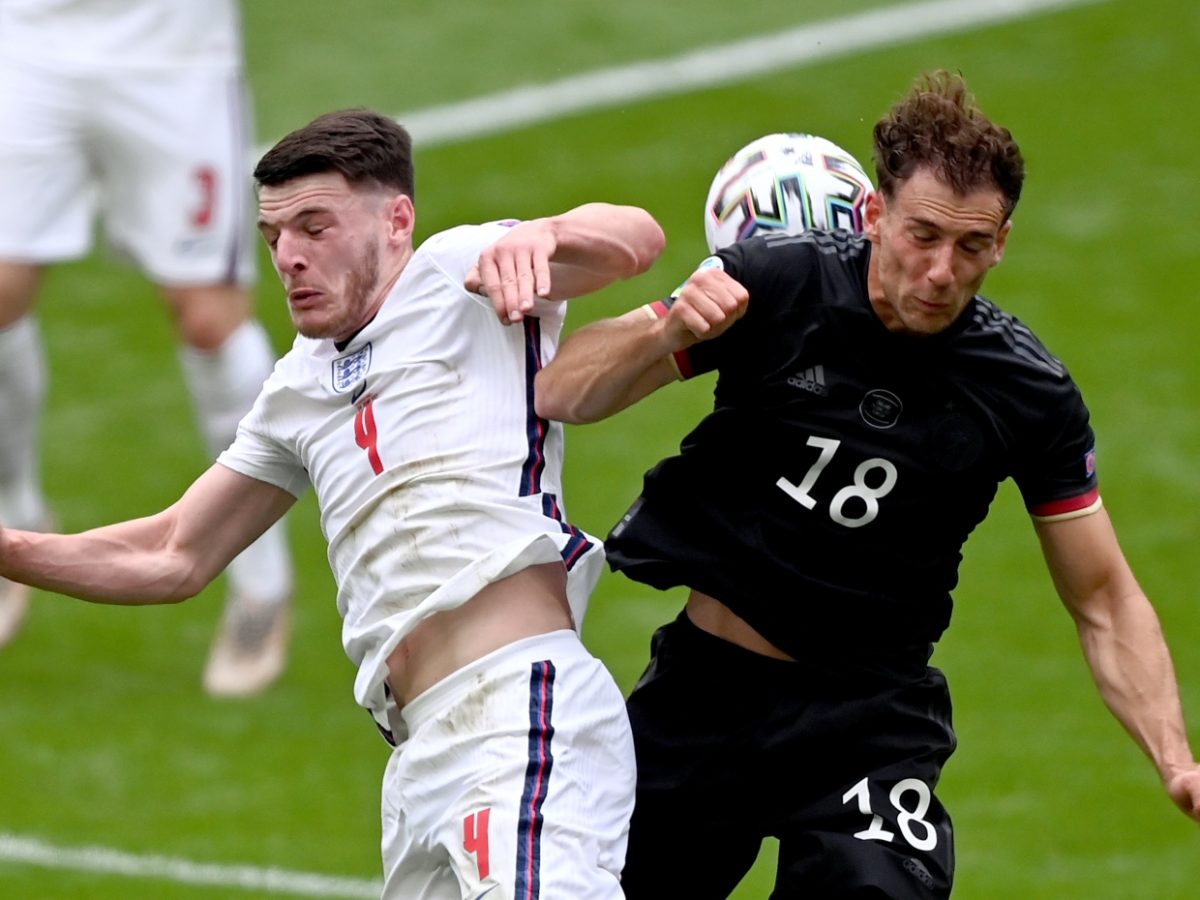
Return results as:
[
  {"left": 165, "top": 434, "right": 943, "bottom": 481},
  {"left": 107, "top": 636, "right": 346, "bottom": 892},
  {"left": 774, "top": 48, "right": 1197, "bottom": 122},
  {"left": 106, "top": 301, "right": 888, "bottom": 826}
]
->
[{"left": 515, "top": 660, "right": 556, "bottom": 899}]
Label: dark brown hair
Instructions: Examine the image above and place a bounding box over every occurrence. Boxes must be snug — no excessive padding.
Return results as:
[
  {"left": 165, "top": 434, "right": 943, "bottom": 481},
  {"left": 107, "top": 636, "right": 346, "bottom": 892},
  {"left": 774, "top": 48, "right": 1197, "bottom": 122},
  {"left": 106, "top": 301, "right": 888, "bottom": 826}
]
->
[
  {"left": 873, "top": 71, "right": 1024, "bottom": 219},
  {"left": 254, "top": 108, "right": 415, "bottom": 199}
]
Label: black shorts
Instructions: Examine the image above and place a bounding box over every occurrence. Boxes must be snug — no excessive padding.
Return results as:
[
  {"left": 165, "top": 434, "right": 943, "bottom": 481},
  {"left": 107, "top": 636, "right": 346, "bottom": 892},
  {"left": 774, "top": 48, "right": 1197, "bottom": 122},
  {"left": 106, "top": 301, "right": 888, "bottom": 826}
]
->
[{"left": 620, "top": 613, "right": 957, "bottom": 899}]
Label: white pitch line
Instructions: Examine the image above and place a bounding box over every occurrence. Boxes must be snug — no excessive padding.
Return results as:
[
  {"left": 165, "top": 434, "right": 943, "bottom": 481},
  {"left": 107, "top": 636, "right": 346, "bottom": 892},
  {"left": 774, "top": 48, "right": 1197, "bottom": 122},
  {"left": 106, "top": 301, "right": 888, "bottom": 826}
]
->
[
  {"left": 253, "top": 0, "right": 1104, "bottom": 154},
  {"left": 0, "top": 832, "right": 382, "bottom": 899}
]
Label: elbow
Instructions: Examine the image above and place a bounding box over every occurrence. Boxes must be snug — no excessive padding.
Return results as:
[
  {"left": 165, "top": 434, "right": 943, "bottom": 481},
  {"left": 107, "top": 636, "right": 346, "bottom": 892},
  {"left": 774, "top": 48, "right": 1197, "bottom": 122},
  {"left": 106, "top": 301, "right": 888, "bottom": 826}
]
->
[
  {"left": 174, "top": 551, "right": 231, "bottom": 601},
  {"left": 140, "top": 571, "right": 207, "bottom": 605},
  {"left": 167, "top": 575, "right": 207, "bottom": 603},
  {"left": 534, "top": 371, "right": 593, "bottom": 425},
  {"left": 631, "top": 217, "right": 667, "bottom": 277},
  {"left": 108, "top": 579, "right": 201, "bottom": 606},
  {"left": 607, "top": 209, "right": 666, "bottom": 281},
  {"left": 533, "top": 375, "right": 574, "bottom": 423},
  {"left": 156, "top": 546, "right": 221, "bottom": 604}
]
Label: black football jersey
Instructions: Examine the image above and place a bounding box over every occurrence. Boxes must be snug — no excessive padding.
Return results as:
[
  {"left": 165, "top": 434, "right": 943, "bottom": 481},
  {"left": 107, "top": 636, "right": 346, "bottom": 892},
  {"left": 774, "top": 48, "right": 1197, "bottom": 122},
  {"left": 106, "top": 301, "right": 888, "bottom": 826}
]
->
[{"left": 607, "top": 230, "right": 1097, "bottom": 662}]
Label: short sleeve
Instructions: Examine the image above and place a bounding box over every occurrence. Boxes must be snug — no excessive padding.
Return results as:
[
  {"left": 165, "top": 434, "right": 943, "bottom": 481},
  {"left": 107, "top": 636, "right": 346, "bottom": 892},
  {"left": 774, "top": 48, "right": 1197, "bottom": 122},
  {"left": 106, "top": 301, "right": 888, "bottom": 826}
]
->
[
  {"left": 1013, "top": 378, "right": 1100, "bottom": 522},
  {"left": 217, "top": 386, "right": 310, "bottom": 498},
  {"left": 423, "top": 221, "right": 566, "bottom": 323}
]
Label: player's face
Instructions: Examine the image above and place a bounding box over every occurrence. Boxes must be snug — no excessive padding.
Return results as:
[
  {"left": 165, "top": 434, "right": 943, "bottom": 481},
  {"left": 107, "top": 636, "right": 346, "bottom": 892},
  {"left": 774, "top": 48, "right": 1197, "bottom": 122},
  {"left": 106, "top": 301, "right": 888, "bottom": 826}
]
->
[
  {"left": 257, "top": 171, "right": 414, "bottom": 341},
  {"left": 864, "top": 168, "right": 1010, "bottom": 336}
]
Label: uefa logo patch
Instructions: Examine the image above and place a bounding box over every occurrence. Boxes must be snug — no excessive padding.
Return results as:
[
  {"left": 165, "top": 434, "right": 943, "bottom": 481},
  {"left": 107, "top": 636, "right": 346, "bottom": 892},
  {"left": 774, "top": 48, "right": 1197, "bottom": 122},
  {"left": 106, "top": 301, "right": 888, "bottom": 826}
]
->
[
  {"left": 671, "top": 255, "right": 726, "bottom": 298},
  {"left": 860, "top": 389, "right": 902, "bottom": 429},
  {"left": 332, "top": 343, "right": 373, "bottom": 394}
]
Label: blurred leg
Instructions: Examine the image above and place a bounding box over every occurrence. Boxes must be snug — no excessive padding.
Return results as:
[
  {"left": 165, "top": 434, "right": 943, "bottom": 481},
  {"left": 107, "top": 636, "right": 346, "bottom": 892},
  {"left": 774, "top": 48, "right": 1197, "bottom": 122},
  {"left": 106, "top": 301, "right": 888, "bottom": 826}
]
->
[
  {"left": 0, "top": 262, "right": 50, "bottom": 646},
  {"left": 165, "top": 282, "right": 295, "bottom": 696}
]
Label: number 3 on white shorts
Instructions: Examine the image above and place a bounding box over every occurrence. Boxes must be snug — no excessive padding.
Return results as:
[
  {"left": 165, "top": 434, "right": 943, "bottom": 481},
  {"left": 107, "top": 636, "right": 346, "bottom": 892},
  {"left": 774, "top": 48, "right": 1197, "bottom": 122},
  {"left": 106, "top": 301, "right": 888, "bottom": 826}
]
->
[{"left": 841, "top": 776, "right": 938, "bottom": 851}]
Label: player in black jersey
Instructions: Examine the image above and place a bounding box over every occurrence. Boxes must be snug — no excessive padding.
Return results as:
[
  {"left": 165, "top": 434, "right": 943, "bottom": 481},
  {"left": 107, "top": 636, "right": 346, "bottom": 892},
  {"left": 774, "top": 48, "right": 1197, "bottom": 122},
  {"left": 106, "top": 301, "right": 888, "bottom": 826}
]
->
[{"left": 537, "top": 71, "right": 1200, "bottom": 898}]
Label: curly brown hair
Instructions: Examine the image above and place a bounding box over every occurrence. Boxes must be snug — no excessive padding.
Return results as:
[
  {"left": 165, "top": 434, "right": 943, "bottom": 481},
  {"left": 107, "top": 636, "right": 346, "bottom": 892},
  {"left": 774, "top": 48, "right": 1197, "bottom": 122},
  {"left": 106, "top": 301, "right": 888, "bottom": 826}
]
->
[{"left": 872, "top": 70, "right": 1024, "bottom": 219}]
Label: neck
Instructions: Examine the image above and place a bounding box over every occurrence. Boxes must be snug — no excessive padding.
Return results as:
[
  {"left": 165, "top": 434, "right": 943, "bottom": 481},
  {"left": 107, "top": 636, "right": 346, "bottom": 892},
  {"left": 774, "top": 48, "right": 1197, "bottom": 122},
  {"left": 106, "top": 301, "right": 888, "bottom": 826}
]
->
[
  {"left": 864, "top": 256, "right": 897, "bottom": 331},
  {"left": 375, "top": 247, "right": 412, "bottom": 306}
]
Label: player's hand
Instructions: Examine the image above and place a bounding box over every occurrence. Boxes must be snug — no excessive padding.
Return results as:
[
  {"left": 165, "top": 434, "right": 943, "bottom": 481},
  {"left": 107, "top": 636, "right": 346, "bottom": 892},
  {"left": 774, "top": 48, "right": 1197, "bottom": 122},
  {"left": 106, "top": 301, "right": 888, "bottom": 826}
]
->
[
  {"left": 664, "top": 266, "right": 749, "bottom": 349},
  {"left": 1165, "top": 764, "right": 1200, "bottom": 823},
  {"left": 465, "top": 220, "right": 556, "bottom": 325}
]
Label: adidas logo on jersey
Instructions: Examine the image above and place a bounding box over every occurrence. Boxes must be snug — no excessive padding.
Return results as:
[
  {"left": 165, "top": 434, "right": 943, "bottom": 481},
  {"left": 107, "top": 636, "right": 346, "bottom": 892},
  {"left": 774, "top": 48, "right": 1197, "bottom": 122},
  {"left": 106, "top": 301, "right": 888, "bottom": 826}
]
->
[{"left": 787, "top": 364, "right": 828, "bottom": 396}]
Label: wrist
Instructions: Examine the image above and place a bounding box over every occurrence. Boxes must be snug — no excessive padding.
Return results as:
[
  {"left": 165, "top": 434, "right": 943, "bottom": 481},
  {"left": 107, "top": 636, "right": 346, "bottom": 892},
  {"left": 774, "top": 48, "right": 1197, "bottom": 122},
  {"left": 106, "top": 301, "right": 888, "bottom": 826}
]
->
[{"left": 639, "top": 300, "right": 695, "bottom": 377}]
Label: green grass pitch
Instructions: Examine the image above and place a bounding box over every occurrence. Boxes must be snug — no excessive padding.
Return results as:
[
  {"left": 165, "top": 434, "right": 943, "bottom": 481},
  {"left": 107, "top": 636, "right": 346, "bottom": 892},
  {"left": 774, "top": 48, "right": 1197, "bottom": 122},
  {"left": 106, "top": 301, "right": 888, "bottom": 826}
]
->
[{"left": 1, "top": 1, "right": 1198, "bottom": 897}]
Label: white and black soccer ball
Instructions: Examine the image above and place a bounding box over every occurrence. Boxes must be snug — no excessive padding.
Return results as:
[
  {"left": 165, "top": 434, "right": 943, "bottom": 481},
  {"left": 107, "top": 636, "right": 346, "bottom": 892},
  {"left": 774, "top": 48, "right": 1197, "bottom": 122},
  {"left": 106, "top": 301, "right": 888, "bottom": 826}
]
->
[{"left": 703, "top": 132, "right": 875, "bottom": 252}]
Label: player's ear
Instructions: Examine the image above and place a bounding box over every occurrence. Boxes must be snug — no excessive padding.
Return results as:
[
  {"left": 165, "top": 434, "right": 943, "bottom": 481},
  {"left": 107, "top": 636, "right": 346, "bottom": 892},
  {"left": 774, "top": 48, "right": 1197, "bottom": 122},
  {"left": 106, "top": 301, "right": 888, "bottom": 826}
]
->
[
  {"left": 863, "top": 190, "right": 884, "bottom": 241},
  {"left": 991, "top": 219, "right": 1012, "bottom": 268},
  {"left": 387, "top": 193, "right": 415, "bottom": 245}
]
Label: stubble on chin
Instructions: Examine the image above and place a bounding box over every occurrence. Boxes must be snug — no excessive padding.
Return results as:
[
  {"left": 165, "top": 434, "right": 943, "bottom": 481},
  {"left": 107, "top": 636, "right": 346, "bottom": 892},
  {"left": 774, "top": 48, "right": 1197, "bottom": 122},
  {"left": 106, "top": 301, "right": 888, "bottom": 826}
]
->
[{"left": 290, "top": 308, "right": 343, "bottom": 340}]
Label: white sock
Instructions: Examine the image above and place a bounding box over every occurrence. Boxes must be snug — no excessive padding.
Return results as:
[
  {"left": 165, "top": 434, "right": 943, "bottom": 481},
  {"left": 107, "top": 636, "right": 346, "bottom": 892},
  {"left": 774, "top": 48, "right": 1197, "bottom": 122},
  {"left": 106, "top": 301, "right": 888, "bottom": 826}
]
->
[
  {"left": 226, "top": 519, "right": 294, "bottom": 603},
  {"left": 179, "top": 319, "right": 293, "bottom": 604},
  {"left": 0, "top": 317, "right": 50, "bottom": 530},
  {"left": 178, "top": 318, "right": 276, "bottom": 457}
]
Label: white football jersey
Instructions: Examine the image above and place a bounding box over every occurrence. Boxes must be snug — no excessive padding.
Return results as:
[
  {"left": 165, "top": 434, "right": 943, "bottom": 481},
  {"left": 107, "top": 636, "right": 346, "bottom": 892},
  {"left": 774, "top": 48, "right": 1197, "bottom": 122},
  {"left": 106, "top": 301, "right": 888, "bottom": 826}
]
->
[
  {"left": 218, "top": 222, "right": 604, "bottom": 733},
  {"left": 0, "top": 0, "right": 243, "bottom": 70}
]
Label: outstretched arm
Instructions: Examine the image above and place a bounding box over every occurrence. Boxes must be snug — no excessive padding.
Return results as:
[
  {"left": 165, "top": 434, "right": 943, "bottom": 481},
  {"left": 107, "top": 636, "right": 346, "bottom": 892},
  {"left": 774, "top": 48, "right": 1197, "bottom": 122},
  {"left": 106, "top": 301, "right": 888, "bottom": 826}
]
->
[
  {"left": 0, "top": 465, "right": 296, "bottom": 605},
  {"left": 465, "top": 202, "right": 666, "bottom": 323},
  {"left": 534, "top": 265, "right": 749, "bottom": 423},
  {"left": 1035, "top": 508, "right": 1200, "bottom": 822}
]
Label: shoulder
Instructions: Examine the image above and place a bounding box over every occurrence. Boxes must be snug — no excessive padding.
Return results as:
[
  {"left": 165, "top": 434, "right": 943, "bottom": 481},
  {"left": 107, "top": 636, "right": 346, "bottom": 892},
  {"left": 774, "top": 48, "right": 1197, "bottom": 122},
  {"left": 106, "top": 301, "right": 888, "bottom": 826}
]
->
[
  {"left": 720, "top": 229, "right": 868, "bottom": 292},
  {"left": 725, "top": 228, "right": 867, "bottom": 266},
  {"left": 418, "top": 221, "right": 517, "bottom": 257},
  {"left": 252, "top": 337, "right": 319, "bottom": 399},
  {"left": 951, "top": 298, "right": 1091, "bottom": 442},
  {"left": 959, "top": 297, "right": 1069, "bottom": 381},
  {"left": 412, "top": 221, "right": 519, "bottom": 281},
  {"left": 711, "top": 230, "right": 869, "bottom": 325}
]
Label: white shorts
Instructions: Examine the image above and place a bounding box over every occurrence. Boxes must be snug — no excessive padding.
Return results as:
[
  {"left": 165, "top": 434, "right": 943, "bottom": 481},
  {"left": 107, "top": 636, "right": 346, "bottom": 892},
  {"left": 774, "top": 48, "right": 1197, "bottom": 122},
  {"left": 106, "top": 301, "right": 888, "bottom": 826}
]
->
[
  {"left": 0, "top": 56, "right": 255, "bottom": 285},
  {"left": 381, "top": 629, "right": 635, "bottom": 900}
]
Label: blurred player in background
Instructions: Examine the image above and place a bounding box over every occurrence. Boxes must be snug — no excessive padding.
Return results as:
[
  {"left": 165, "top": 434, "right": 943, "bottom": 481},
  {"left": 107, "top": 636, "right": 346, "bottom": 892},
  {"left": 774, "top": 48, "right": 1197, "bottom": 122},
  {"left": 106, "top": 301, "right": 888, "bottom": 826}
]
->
[
  {"left": 536, "top": 72, "right": 1200, "bottom": 898},
  {"left": 0, "top": 108, "right": 666, "bottom": 898},
  {"left": 0, "top": 0, "right": 294, "bottom": 696}
]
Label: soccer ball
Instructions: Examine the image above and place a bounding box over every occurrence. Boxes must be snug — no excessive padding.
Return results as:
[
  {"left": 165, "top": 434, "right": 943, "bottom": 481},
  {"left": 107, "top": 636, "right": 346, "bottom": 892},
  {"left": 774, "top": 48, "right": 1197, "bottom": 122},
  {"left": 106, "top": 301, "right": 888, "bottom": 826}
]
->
[{"left": 703, "top": 132, "right": 875, "bottom": 252}]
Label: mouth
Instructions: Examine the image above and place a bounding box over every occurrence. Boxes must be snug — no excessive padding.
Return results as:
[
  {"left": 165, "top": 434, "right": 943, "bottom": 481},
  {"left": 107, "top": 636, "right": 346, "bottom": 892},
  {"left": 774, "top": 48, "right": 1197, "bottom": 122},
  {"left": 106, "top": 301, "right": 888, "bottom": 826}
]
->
[
  {"left": 288, "top": 287, "right": 322, "bottom": 308},
  {"left": 913, "top": 296, "right": 947, "bottom": 312}
]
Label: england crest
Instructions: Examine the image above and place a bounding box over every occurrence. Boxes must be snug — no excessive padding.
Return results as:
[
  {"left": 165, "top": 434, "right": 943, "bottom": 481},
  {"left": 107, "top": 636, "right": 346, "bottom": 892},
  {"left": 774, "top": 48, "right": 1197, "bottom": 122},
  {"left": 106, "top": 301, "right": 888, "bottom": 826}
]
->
[{"left": 332, "top": 343, "right": 373, "bottom": 394}]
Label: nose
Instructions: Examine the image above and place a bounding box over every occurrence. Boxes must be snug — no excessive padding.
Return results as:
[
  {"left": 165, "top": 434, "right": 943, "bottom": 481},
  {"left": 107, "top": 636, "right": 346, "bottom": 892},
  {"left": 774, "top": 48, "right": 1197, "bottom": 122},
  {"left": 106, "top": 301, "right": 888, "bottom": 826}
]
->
[
  {"left": 926, "top": 242, "right": 955, "bottom": 288},
  {"left": 274, "top": 231, "right": 307, "bottom": 273}
]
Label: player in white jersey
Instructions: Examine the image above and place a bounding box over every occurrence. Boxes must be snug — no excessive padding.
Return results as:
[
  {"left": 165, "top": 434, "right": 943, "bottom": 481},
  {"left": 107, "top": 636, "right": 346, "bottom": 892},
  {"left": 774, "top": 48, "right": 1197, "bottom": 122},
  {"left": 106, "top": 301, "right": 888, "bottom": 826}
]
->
[
  {"left": 0, "top": 108, "right": 667, "bottom": 898},
  {"left": 0, "top": 0, "right": 295, "bottom": 696}
]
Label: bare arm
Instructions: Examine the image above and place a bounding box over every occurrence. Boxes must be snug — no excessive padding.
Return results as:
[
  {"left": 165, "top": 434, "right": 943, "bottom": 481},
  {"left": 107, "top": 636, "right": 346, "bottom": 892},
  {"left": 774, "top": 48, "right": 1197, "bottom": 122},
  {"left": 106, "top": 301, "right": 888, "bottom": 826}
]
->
[
  {"left": 1035, "top": 508, "right": 1200, "bottom": 822},
  {"left": 0, "top": 465, "right": 296, "bottom": 605},
  {"left": 465, "top": 202, "right": 666, "bottom": 323},
  {"left": 534, "top": 266, "right": 750, "bottom": 423}
]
